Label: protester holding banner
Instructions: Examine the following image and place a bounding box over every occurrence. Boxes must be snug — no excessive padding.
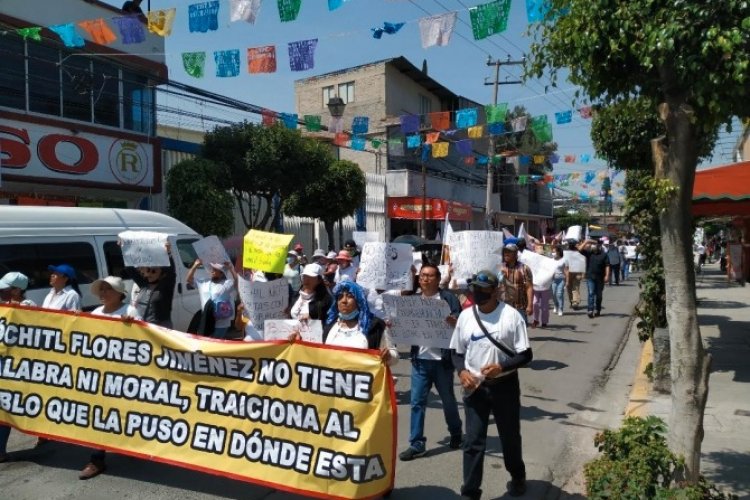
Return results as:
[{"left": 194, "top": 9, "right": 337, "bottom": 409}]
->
[
  {"left": 551, "top": 246, "right": 569, "bottom": 316},
  {"left": 290, "top": 264, "right": 333, "bottom": 322},
  {"left": 42, "top": 264, "right": 82, "bottom": 311},
  {"left": 578, "top": 239, "right": 610, "bottom": 318},
  {"left": 450, "top": 270, "right": 532, "bottom": 499},
  {"left": 187, "top": 259, "right": 238, "bottom": 339},
  {"left": 499, "top": 243, "right": 533, "bottom": 325},
  {"left": 399, "top": 264, "right": 463, "bottom": 462}
]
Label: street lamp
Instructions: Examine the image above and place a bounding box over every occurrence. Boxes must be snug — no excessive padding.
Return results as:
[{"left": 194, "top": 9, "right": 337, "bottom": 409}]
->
[{"left": 326, "top": 96, "right": 346, "bottom": 118}]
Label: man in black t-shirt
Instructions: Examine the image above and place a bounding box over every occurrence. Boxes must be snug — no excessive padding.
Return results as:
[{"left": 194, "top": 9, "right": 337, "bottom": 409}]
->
[{"left": 577, "top": 239, "right": 610, "bottom": 318}]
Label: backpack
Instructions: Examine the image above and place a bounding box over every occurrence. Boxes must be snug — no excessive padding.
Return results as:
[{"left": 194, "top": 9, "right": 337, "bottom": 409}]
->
[
  {"left": 212, "top": 299, "right": 234, "bottom": 320},
  {"left": 607, "top": 247, "right": 621, "bottom": 265}
]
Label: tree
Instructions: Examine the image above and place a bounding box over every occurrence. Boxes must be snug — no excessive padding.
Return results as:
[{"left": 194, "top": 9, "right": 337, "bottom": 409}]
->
[
  {"left": 528, "top": 1, "right": 750, "bottom": 481},
  {"left": 283, "top": 159, "right": 366, "bottom": 250},
  {"left": 497, "top": 105, "right": 558, "bottom": 170},
  {"left": 165, "top": 158, "right": 234, "bottom": 237},
  {"left": 202, "top": 122, "right": 330, "bottom": 230},
  {"left": 554, "top": 207, "right": 590, "bottom": 229}
]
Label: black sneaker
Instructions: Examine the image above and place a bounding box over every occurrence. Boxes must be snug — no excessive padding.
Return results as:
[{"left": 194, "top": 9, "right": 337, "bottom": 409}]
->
[
  {"left": 398, "top": 446, "right": 426, "bottom": 461},
  {"left": 594, "top": 310, "right": 601, "bottom": 317},
  {"left": 449, "top": 434, "right": 463, "bottom": 449},
  {"left": 507, "top": 477, "right": 527, "bottom": 497},
  {"left": 587, "top": 311, "right": 594, "bottom": 318}
]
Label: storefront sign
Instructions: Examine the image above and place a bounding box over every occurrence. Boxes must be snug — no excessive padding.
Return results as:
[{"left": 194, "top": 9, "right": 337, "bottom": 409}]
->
[{"left": 388, "top": 196, "right": 473, "bottom": 222}]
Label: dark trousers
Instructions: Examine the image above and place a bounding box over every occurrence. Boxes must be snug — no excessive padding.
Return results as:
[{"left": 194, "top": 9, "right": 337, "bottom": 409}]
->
[
  {"left": 461, "top": 372, "right": 525, "bottom": 498},
  {"left": 608, "top": 264, "right": 620, "bottom": 285},
  {"left": 586, "top": 278, "right": 605, "bottom": 313}
]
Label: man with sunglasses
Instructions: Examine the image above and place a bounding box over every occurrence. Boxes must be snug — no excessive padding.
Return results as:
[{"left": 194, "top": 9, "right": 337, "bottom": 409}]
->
[
  {"left": 399, "top": 264, "right": 463, "bottom": 462},
  {"left": 450, "top": 270, "right": 532, "bottom": 499}
]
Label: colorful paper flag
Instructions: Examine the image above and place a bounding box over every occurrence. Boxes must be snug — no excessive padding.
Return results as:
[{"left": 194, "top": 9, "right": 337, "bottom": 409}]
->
[
  {"left": 418, "top": 12, "right": 457, "bottom": 48},
  {"left": 147, "top": 8, "right": 176, "bottom": 36},
  {"left": 488, "top": 122, "right": 505, "bottom": 135},
  {"left": 49, "top": 23, "right": 86, "bottom": 48},
  {"left": 584, "top": 170, "right": 596, "bottom": 183},
  {"left": 455, "top": 108, "right": 478, "bottom": 128},
  {"left": 78, "top": 19, "right": 116, "bottom": 45},
  {"left": 214, "top": 49, "right": 241, "bottom": 77},
  {"left": 373, "top": 21, "right": 405, "bottom": 38},
  {"left": 476, "top": 155, "right": 488, "bottom": 165},
  {"left": 371, "top": 139, "right": 383, "bottom": 149},
  {"left": 351, "top": 136, "right": 366, "bottom": 151},
  {"left": 230, "top": 0, "right": 261, "bottom": 23},
  {"left": 579, "top": 106, "right": 593, "bottom": 118},
  {"left": 247, "top": 46, "right": 277, "bottom": 73},
  {"left": 512, "top": 115, "right": 528, "bottom": 132},
  {"left": 288, "top": 39, "right": 317, "bottom": 71},
  {"left": 304, "top": 115, "right": 321, "bottom": 132},
  {"left": 334, "top": 132, "right": 349, "bottom": 146},
  {"left": 580, "top": 154, "right": 592, "bottom": 164},
  {"left": 554, "top": 110, "right": 572, "bottom": 124},
  {"left": 485, "top": 103, "right": 508, "bottom": 123},
  {"left": 421, "top": 144, "right": 432, "bottom": 162},
  {"left": 16, "top": 27, "right": 42, "bottom": 41},
  {"left": 262, "top": 109, "right": 277, "bottom": 126},
  {"left": 278, "top": 0, "right": 302, "bottom": 22},
  {"left": 406, "top": 134, "right": 422, "bottom": 149},
  {"left": 526, "top": 0, "right": 551, "bottom": 23},
  {"left": 188, "top": 1, "right": 220, "bottom": 32},
  {"left": 469, "top": 0, "right": 511, "bottom": 40},
  {"left": 182, "top": 52, "right": 206, "bottom": 78},
  {"left": 352, "top": 116, "right": 369, "bottom": 135},
  {"left": 328, "top": 0, "right": 350, "bottom": 10},
  {"left": 425, "top": 132, "right": 440, "bottom": 144},
  {"left": 456, "top": 139, "right": 473, "bottom": 156},
  {"left": 400, "top": 115, "right": 420, "bottom": 134},
  {"left": 468, "top": 125, "right": 483, "bottom": 138},
  {"left": 429, "top": 111, "right": 450, "bottom": 131},
  {"left": 281, "top": 113, "right": 298, "bottom": 129},
  {"left": 550, "top": 153, "right": 560, "bottom": 164},
  {"left": 532, "top": 123, "right": 553, "bottom": 142},
  {"left": 533, "top": 155, "right": 545, "bottom": 164},
  {"left": 432, "top": 142, "right": 449, "bottom": 158}
]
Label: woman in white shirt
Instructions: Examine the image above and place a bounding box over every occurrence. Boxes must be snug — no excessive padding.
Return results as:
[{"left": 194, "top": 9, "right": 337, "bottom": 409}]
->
[
  {"left": 551, "top": 246, "right": 569, "bottom": 316},
  {"left": 186, "top": 259, "right": 237, "bottom": 339},
  {"left": 42, "top": 264, "right": 81, "bottom": 311}
]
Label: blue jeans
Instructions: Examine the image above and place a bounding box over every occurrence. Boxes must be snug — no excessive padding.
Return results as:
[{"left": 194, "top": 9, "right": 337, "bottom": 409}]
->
[
  {"left": 622, "top": 260, "right": 630, "bottom": 280},
  {"left": 0, "top": 424, "right": 10, "bottom": 454},
  {"left": 551, "top": 277, "right": 565, "bottom": 312},
  {"left": 408, "top": 358, "right": 462, "bottom": 451},
  {"left": 586, "top": 278, "right": 604, "bottom": 313}
]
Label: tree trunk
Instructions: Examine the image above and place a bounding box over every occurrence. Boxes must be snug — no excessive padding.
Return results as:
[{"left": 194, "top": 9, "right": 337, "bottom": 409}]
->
[
  {"left": 651, "top": 327, "right": 671, "bottom": 393},
  {"left": 652, "top": 100, "right": 711, "bottom": 483},
  {"left": 323, "top": 220, "right": 336, "bottom": 251},
  {"left": 258, "top": 195, "right": 273, "bottom": 230},
  {"left": 234, "top": 190, "right": 251, "bottom": 230}
]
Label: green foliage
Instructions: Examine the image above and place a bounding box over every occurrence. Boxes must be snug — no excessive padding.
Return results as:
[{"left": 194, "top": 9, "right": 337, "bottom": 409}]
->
[
  {"left": 165, "top": 158, "right": 234, "bottom": 237},
  {"left": 554, "top": 207, "right": 591, "bottom": 228},
  {"left": 584, "top": 417, "right": 737, "bottom": 500},
  {"left": 496, "top": 106, "right": 558, "bottom": 171}
]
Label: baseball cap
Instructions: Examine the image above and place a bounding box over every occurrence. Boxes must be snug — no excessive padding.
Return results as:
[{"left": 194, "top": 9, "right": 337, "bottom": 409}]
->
[
  {"left": 48, "top": 264, "right": 77, "bottom": 280},
  {"left": 503, "top": 243, "right": 519, "bottom": 252},
  {"left": 468, "top": 270, "right": 501, "bottom": 288},
  {"left": 0, "top": 272, "right": 29, "bottom": 290},
  {"left": 326, "top": 251, "right": 338, "bottom": 260},
  {"left": 312, "top": 248, "right": 327, "bottom": 259},
  {"left": 91, "top": 276, "right": 127, "bottom": 296},
  {"left": 287, "top": 250, "right": 298, "bottom": 257},
  {"left": 301, "top": 263, "right": 323, "bottom": 278}
]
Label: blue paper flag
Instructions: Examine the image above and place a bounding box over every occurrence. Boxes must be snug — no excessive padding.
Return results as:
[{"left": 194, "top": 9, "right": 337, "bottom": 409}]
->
[
  {"left": 584, "top": 170, "right": 596, "bottom": 183},
  {"left": 488, "top": 122, "right": 505, "bottom": 135},
  {"left": 580, "top": 154, "right": 592, "bottom": 165},
  {"left": 372, "top": 28, "right": 384, "bottom": 39},
  {"left": 519, "top": 155, "right": 531, "bottom": 166},
  {"left": 189, "top": 1, "right": 220, "bottom": 33},
  {"left": 550, "top": 153, "right": 560, "bottom": 164},
  {"left": 384, "top": 22, "right": 405, "bottom": 34},
  {"left": 421, "top": 144, "right": 432, "bottom": 162},
  {"left": 526, "top": 0, "right": 551, "bottom": 23},
  {"left": 401, "top": 115, "right": 420, "bottom": 134},
  {"left": 352, "top": 116, "right": 369, "bottom": 135},
  {"left": 288, "top": 39, "right": 318, "bottom": 71},
  {"left": 214, "top": 49, "right": 240, "bottom": 77},
  {"left": 49, "top": 23, "right": 85, "bottom": 48},
  {"left": 281, "top": 113, "right": 298, "bottom": 129},
  {"left": 456, "top": 139, "right": 473, "bottom": 156},
  {"left": 476, "top": 155, "right": 488, "bottom": 165},
  {"left": 111, "top": 16, "right": 145, "bottom": 45},
  {"left": 406, "top": 134, "right": 422, "bottom": 149},
  {"left": 351, "top": 136, "right": 366, "bottom": 151},
  {"left": 555, "top": 110, "right": 573, "bottom": 124},
  {"left": 455, "top": 108, "right": 478, "bottom": 128},
  {"left": 328, "top": 0, "right": 349, "bottom": 11}
]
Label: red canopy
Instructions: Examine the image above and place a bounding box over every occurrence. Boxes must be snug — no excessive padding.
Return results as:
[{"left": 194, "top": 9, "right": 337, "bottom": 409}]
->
[{"left": 692, "top": 161, "right": 750, "bottom": 216}]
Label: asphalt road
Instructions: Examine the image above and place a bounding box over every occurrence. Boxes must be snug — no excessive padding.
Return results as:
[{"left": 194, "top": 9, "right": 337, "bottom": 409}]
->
[{"left": 1, "top": 278, "right": 642, "bottom": 500}]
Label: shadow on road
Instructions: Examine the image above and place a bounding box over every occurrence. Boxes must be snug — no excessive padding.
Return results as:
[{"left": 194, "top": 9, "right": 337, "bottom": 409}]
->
[
  {"left": 702, "top": 449, "right": 750, "bottom": 495},
  {"left": 531, "top": 335, "right": 587, "bottom": 344},
  {"left": 528, "top": 359, "right": 568, "bottom": 371}
]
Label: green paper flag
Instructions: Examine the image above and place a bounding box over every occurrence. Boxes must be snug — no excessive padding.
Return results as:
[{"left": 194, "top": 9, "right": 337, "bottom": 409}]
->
[
  {"left": 304, "top": 114, "right": 321, "bottom": 132},
  {"left": 182, "top": 52, "right": 206, "bottom": 78},
  {"left": 277, "top": 0, "right": 302, "bottom": 22},
  {"left": 485, "top": 103, "right": 508, "bottom": 124},
  {"left": 469, "top": 0, "right": 512, "bottom": 40},
  {"left": 531, "top": 115, "right": 548, "bottom": 128},
  {"left": 370, "top": 139, "right": 382, "bottom": 149},
  {"left": 532, "top": 123, "right": 553, "bottom": 142},
  {"left": 17, "top": 27, "right": 42, "bottom": 41}
]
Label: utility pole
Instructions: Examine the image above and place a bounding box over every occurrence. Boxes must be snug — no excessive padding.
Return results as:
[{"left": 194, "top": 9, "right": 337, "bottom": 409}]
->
[{"left": 484, "top": 56, "right": 523, "bottom": 229}]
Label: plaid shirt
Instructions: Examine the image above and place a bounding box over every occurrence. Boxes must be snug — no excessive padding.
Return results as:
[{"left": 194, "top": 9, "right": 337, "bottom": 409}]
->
[{"left": 501, "top": 261, "right": 532, "bottom": 310}]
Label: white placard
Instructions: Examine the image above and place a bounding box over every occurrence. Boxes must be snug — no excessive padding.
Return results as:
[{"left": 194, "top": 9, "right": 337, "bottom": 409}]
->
[
  {"left": 118, "top": 230, "right": 170, "bottom": 267},
  {"left": 192, "top": 235, "right": 231, "bottom": 268},
  {"left": 565, "top": 225, "right": 582, "bottom": 242},
  {"left": 412, "top": 251, "right": 423, "bottom": 274},
  {"left": 237, "top": 276, "right": 289, "bottom": 330},
  {"left": 356, "top": 242, "right": 414, "bottom": 291},
  {"left": 448, "top": 231, "right": 504, "bottom": 280},
  {"left": 383, "top": 295, "right": 453, "bottom": 348},
  {"left": 352, "top": 231, "right": 380, "bottom": 249},
  {"left": 263, "top": 319, "right": 323, "bottom": 343},
  {"left": 519, "top": 250, "right": 558, "bottom": 288},
  {"left": 564, "top": 250, "right": 587, "bottom": 273}
]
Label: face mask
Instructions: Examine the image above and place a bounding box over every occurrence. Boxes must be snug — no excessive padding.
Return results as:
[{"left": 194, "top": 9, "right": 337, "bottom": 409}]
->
[
  {"left": 339, "top": 309, "right": 359, "bottom": 321},
  {"left": 286, "top": 257, "right": 296, "bottom": 264},
  {"left": 472, "top": 288, "right": 494, "bottom": 305},
  {"left": 299, "top": 290, "right": 313, "bottom": 301}
]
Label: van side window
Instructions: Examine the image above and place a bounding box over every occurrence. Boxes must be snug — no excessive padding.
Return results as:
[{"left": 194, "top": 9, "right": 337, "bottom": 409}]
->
[
  {"left": 176, "top": 239, "right": 200, "bottom": 268},
  {"left": 0, "top": 242, "right": 98, "bottom": 290}
]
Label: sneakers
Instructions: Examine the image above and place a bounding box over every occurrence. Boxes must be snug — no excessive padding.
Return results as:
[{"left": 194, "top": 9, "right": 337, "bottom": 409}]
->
[
  {"left": 557, "top": 310, "right": 563, "bottom": 317},
  {"left": 594, "top": 310, "right": 601, "bottom": 317},
  {"left": 399, "top": 446, "right": 426, "bottom": 461},
  {"left": 79, "top": 459, "right": 106, "bottom": 480},
  {"left": 587, "top": 311, "right": 594, "bottom": 318},
  {"left": 449, "top": 434, "right": 463, "bottom": 449},
  {"left": 507, "top": 477, "right": 527, "bottom": 497},
  {"left": 552, "top": 307, "right": 558, "bottom": 314}
]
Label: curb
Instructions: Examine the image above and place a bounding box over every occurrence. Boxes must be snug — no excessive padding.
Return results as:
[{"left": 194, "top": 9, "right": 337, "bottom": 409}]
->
[{"left": 624, "top": 339, "right": 652, "bottom": 417}]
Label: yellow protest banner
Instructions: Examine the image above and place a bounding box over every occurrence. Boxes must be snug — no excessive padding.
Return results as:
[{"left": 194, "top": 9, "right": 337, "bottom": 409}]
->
[
  {"left": 243, "top": 229, "right": 294, "bottom": 273},
  {"left": 0, "top": 305, "right": 395, "bottom": 499}
]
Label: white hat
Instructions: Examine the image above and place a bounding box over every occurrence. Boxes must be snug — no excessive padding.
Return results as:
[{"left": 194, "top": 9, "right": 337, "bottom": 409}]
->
[
  {"left": 0, "top": 272, "right": 29, "bottom": 290},
  {"left": 312, "top": 248, "right": 327, "bottom": 259},
  {"left": 91, "top": 276, "right": 127, "bottom": 296},
  {"left": 326, "top": 251, "right": 338, "bottom": 260},
  {"left": 301, "top": 263, "right": 323, "bottom": 278},
  {"left": 209, "top": 262, "right": 226, "bottom": 272}
]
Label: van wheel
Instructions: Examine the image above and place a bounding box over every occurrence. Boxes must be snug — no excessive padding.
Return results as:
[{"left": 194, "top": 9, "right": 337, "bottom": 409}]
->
[{"left": 187, "top": 311, "right": 202, "bottom": 335}]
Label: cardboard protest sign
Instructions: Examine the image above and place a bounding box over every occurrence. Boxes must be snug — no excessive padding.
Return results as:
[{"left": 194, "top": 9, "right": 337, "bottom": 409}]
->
[
  {"left": 0, "top": 305, "right": 395, "bottom": 499},
  {"left": 264, "top": 319, "right": 323, "bottom": 343},
  {"left": 564, "top": 250, "right": 587, "bottom": 273},
  {"left": 118, "top": 230, "right": 169, "bottom": 267},
  {"left": 356, "top": 242, "right": 413, "bottom": 291},
  {"left": 352, "top": 231, "right": 380, "bottom": 249},
  {"left": 565, "top": 225, "right": 582, "bottom": 242},
  {"left": 192, "top": 235, "right": 231, "bottom": 268},
  {"left": 448, "top": 231, "right": 504, "bottom": 280},
  {"left": 382, "top": 295, "right": 453, "bottom": 349},
  {"left": 237, "top": 276, "right": 289, "bottom": 330},
  {"left": 519, "top": 250, "right": 558, "bottom": 289},
  {"left": 243, "top": 229, "right": 294, "bottom": 273}
]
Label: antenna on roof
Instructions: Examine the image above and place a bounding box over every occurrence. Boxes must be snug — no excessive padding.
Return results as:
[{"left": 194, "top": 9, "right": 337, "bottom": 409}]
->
[{"left": 421, "top": 59, "right": 428, "bottom": 75}]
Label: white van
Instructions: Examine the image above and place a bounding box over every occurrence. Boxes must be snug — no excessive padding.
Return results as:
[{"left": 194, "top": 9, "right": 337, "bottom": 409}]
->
[{"left": 0, "top": 206, "right": 204, "bottom": 332}]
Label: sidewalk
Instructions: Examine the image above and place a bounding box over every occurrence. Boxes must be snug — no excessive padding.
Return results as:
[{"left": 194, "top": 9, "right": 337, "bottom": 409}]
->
[{"left": 625, "top": 264, "right": 750, "bottom": 498}]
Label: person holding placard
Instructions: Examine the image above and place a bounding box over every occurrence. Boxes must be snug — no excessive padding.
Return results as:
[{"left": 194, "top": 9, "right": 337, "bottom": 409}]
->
[
  {"left": 290, "top": 264, "right": 333, "bottom": 322},
  {"left": 499, "top": 243, "right": 533, "bottom": 325},
  {"left": 133, "top": 261, "right": 176, "bottom": 329},
  {"left": 187, "top": 259, "right": 237, "bottom": 339},
  {"left": 566, "top": 241, "right": 584, "bottom": 310},
  {"left": 450, "top": 270, "right": 532, "bottom": 499},
  {"left": 399, "top": 264, "right": 463, "bottom": 462},
  {"left": 42, "top": 264, "right": 82, "bottom": 312},
  {"left": 578, "top": 239, "right": 610, "bottom": 318}
]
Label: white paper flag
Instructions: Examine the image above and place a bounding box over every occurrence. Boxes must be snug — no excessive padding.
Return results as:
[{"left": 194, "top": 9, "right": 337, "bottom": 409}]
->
[
  {"left": 512, "top": 115, "right": 528, "bottom": 133},
  {"left": 418, "top": 12, "right": 457, "bottom": 48},
  {"left": 229, "top": 0, "right": 261, "bottom": 24}
]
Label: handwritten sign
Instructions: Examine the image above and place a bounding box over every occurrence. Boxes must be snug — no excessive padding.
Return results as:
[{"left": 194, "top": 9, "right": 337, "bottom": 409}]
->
[
  {"left": 243, "top": 229, "right": 294, "bottom": 273},
  {"left": 565, "top": 225, "right": 582, "bottom": 242},
  {"left": 118, "top": 230, "right": 170, "bottom": 267},
  {"left": 352, "top": 231, "right": 380, "bottom": 249},
  {"left": 519, "top": 250, "right": 558, "bottom": 288},
  {"left": 356, "top": 243, "right": 413, "bottom": 291},
  {"left": 264, "top": 319, "right": 323, "bottom": 343},
  {"left": 237, "top": 276, "right": 289, "bottom": 329},
  {"left": 449, "top": 231, "right": 504, "bottom": 280},
  {"left": 192, "top": 235, "right": 231, "bottom": 268},
  {"left": 382, "top": 295, "right": 453, "bottom": 348},
  {"left": 563, "top": 250, "right": 587, "bottom": 273}
]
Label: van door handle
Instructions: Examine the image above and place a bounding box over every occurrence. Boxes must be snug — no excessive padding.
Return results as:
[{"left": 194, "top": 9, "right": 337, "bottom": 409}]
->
[{"left": 177, "top": 283, "right": 182, "bottom": 294}]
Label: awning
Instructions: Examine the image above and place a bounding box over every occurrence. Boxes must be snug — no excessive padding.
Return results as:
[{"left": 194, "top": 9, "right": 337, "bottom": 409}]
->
[
  {"left": 693, "top": 161, "right": 750, "bottom": 216},
  {"left": 388, "top": 196, "right": 473, "bottom": 222}
]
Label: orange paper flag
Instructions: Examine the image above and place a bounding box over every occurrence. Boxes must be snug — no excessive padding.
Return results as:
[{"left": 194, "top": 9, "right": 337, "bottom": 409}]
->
[
  {"left": 248, "top": 46, "right": 277, "bottom": 74},
  {"left": 425, "top": 132, "right": 440, "bottom": 144},
  {"left": 78, "top": 18, "right": 117, "bottom": 45},
  {"left": 429, "top": 111, "right": 450, "bottom": 130}
]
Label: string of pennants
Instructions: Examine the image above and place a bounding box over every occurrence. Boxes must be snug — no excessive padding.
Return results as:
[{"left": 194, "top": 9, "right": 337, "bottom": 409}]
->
[{"left": 8, "top": 0, "right": 557, "bottom": 78}]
